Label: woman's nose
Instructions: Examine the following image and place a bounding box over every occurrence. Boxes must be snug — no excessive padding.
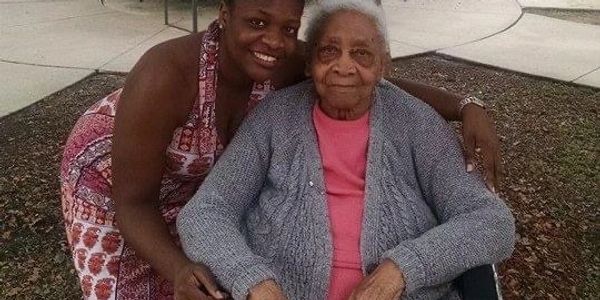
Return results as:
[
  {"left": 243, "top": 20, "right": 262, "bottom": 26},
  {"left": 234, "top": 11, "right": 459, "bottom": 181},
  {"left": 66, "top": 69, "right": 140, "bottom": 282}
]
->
[
  {"left": 262, "top": 28, "right": 285, "bottom": 51},
  {"left": 332, "top": 53, "right": 357, "bottom": 75}
]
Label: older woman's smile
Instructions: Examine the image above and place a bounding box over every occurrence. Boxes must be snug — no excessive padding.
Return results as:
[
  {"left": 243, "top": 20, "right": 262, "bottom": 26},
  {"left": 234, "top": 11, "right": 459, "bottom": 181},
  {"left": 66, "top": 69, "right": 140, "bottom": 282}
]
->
[{"left": 329, "top": 83, "right": 358, "bottom": 89}]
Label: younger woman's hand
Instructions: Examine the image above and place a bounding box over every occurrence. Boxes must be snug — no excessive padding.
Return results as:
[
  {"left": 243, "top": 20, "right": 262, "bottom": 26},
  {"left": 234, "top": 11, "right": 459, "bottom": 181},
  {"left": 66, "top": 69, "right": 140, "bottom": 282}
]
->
[
  {"left": 174, "top": 262, "right": 226, "bottom": 300},
  {"left": 461, "top": 104, "right": 502, "bottom": 193}
]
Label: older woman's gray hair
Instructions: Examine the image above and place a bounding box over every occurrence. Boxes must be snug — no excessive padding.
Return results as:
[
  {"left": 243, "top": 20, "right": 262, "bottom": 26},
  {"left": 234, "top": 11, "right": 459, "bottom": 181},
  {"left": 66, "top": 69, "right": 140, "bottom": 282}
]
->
[{"left": 305, "top": 0, "right": 390, "bottom": 58}]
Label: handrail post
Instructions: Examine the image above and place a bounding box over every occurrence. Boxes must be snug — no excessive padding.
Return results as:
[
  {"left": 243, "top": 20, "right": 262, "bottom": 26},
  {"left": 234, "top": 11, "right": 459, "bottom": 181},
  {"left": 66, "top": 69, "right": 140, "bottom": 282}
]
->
[
  {"left": 192, "top": 0, "right": 198, "bottom": 33},
  {"left": 164, "top": 0, "right": 169, "bottom": 25}
]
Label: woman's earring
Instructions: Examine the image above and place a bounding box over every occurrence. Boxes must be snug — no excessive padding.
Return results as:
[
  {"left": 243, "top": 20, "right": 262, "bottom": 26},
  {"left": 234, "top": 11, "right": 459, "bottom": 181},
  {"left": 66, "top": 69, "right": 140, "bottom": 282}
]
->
[{"left": 219, "top": 23, "right": 224, "bottom": 29}]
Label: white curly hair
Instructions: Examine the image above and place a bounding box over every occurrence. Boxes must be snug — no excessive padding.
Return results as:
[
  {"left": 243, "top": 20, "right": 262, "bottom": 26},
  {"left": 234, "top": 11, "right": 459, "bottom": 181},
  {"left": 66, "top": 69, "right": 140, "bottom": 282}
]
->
[{"left": 305, "top": 0, "right": 389, "bottom": 58}]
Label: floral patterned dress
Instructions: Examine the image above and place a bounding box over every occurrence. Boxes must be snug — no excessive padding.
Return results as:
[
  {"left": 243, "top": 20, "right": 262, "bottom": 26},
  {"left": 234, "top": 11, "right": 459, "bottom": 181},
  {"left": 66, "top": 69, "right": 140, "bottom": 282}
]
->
[{"left": 60, "top": 21, "right": 272, "bottom": 300}]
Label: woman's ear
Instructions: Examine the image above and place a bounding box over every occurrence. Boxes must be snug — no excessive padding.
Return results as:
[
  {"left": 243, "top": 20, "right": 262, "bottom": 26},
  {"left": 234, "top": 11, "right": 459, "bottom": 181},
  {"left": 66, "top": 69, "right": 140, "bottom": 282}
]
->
[
  {"left": 304, "top": 62, "right": 312, "bottom": 78},
  {"left": 382, "top": 51, "right": 392, "bottom": 77},
  {"left": 218, "top": 1, "right": 230, "bottom": 29}
]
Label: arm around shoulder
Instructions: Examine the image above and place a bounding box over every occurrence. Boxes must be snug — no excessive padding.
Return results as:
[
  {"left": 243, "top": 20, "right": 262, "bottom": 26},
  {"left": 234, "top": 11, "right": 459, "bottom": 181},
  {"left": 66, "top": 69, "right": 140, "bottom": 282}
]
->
[{"left": 385, "top": 76, "right": 462, "bottom": 121}]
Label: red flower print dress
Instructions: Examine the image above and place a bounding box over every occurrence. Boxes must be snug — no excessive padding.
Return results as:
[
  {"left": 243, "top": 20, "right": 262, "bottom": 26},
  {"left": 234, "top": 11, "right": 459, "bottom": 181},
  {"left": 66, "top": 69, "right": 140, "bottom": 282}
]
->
[{"left": 60, "top": 21, "right": 272, "bottom": 300}]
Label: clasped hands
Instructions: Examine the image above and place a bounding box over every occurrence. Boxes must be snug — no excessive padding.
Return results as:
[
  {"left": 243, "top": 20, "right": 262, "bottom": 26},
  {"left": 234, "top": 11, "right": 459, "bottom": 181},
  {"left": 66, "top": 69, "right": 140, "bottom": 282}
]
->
[
  {"left": 249, "top": 259, "right": 405, "bottom": 300},
  {"left": 174, "top": 259, "right": 404, "bottom": 300}
]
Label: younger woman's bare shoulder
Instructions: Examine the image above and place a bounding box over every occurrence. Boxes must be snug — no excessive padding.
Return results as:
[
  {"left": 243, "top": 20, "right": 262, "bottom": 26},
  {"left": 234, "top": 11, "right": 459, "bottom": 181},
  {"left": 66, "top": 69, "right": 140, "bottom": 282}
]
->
[
  {"left": 159, "top": 33, "right": 205, "bottom": 72},
  {"left": 129, "top": 33, "right": 204, "bottom": 89},
  {"left": 120, "top": 33, "right": 205, "bottom": 123}
]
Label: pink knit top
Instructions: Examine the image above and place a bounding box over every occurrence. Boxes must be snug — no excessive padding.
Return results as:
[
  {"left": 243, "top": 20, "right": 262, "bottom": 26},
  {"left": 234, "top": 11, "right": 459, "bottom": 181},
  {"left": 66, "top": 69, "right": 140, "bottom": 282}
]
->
[{"left": 313, "top": 104, "right": 370, "bottom": 300}]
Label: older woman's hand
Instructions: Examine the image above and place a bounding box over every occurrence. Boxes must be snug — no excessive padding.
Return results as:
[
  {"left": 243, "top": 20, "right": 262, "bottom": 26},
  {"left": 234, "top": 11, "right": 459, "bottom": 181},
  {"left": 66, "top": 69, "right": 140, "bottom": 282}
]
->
[
  {"left": 349, "top": 259, "right": 405, "bottom": 300},
  {"left": 174, "top": 262, "right": 226, "bottom": 300},
  {"left": 461, "top": 105, "right": 502, "bottom": 193},
  {"left": 248, "top": 279, "right": 287, "bottom": 300}
]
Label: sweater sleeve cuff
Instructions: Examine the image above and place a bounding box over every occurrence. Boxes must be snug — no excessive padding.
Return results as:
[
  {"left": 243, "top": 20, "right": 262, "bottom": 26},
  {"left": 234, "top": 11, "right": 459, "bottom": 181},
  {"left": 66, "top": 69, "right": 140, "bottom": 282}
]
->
[
  {"left": 230, "top": 263, "right": 277, "bottom": 300},
  {"left": 381, "top": 244, "right": 427, "bottom": 295}
]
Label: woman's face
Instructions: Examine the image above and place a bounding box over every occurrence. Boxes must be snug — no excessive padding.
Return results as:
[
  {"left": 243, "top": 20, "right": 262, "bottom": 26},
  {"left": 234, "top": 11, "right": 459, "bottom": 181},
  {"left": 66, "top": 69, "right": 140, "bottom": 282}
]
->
[
  {"left": 310, "top": 10, "right": 385, "bottom": 115},
  {"left": 219, "top": 0, "right": 303, "bottom": 83}
]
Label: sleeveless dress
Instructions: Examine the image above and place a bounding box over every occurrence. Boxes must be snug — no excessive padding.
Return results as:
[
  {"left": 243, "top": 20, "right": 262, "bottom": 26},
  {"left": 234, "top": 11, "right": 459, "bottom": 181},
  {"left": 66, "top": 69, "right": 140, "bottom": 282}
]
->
[{"left": 60, "top": 21, "right": 272, "bottom": 300}]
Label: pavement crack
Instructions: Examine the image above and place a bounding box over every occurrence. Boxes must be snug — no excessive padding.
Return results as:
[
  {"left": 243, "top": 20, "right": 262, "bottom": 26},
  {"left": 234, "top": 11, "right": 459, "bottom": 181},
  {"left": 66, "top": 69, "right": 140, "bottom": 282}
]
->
[
  {"left": 0, "top": 59, "right": 94, "bottom": 71},
  {"left": 435, "top": 0, "right": 524, "bottom": 52},
  {"left": 98, "top": 26, "right": 173, "bottom": 70},
  {"left": 571, "top": 65, "right": 600, "bottom": 82},
  {"left": 5, "top": 11, "right": 118, "bottom": 28}
]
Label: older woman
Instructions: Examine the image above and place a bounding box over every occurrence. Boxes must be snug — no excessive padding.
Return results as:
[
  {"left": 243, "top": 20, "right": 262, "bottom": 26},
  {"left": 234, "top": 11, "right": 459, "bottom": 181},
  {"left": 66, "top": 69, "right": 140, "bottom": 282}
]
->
[{"left": 177, "top": 1, "right": 515, "bottom": 300}]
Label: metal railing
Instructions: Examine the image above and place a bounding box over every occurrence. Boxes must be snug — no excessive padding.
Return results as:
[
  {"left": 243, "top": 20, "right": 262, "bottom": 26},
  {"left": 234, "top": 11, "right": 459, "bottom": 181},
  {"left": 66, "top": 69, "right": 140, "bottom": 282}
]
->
[{"left": 164, "top": 0, "right": 199, "bottom": 33}]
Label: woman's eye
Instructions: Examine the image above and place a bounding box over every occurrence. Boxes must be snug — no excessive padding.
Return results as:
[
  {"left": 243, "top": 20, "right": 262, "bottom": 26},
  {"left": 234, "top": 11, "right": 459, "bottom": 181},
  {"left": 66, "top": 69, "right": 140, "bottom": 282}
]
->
[
  {"left": 317, "top": 45, "right": 339, "bottom": 62},
  {"left": 249, "top": 19, "right": 266, "bottom": 28},
  {"left": 353, "top": 49, "right": 370, "bottom": 56},
  {"left": 351, "top": 49, "right": 374, "bottom": 66},
  {"left": 320, "top": 46, "right": 337, "bottom": 56},
  {"left": 284, "top": 26, "right": 298, "bottom": 36}
]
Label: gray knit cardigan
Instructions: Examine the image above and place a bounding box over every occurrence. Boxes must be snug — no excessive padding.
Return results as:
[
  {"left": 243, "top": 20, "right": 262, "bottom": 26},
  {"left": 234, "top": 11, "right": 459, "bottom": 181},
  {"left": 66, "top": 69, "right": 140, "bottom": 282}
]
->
[{"left": 177, "top": 80, "right": 515, "bottom": 300}]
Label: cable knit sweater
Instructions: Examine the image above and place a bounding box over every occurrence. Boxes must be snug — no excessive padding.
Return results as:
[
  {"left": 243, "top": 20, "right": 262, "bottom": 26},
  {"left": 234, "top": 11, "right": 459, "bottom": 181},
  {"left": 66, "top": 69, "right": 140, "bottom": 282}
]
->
[{"left": 177, "top": 79, "right": 515, "bottom": 300}]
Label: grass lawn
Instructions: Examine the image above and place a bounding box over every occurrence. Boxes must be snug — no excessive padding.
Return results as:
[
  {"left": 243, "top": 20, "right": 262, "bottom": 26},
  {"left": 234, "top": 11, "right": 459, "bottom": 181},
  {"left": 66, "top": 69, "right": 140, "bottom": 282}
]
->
[{"left": 0, "top": 55, "right": 598, "bottom": 299}]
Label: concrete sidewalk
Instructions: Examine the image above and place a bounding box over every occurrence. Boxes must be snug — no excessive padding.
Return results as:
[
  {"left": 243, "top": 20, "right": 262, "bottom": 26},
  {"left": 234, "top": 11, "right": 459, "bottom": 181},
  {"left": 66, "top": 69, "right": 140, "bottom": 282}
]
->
[
  {"left": 0, "top": 0, "right": 202, "bottom": 116},
  {"left": 518, "top": 0, "right": 600, "bottom": 10},
  {"left": 440, "top": 13, "right": 600, "bottom": 86},
  {"left": 1, "top": 0, "right": 599, "bottom": 117}
]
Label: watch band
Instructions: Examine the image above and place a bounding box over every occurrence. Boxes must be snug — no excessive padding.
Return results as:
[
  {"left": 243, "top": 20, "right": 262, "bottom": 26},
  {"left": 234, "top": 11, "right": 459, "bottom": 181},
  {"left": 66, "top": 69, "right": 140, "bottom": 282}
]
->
[{"left": 458, "top": 96, "right": 485, "bottom": 114}]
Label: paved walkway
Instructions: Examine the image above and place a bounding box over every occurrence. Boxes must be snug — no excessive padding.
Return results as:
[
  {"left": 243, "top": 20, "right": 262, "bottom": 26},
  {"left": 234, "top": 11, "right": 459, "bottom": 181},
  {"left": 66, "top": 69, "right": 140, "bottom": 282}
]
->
[
  {"left": 1, "top": 0, "right": 599, "bottom": 117},
  {"left": 518, "top": 0, "right": 600, "bottom": 10}
]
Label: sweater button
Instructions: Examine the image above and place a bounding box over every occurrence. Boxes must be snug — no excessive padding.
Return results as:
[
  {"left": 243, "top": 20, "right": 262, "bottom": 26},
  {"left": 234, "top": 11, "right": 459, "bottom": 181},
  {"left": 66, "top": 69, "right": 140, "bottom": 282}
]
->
[{"left": 308, "top": 181, "right": 314, "bottom": 187}]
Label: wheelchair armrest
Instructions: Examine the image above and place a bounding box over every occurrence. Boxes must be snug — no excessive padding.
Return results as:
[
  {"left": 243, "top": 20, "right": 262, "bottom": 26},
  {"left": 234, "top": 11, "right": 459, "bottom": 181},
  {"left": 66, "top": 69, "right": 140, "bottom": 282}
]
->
[{"left": 456, "top": 264, "right": 502, "bottom": 300}]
